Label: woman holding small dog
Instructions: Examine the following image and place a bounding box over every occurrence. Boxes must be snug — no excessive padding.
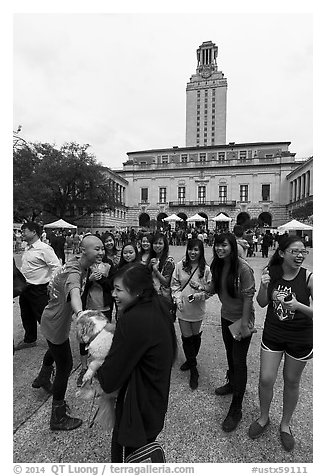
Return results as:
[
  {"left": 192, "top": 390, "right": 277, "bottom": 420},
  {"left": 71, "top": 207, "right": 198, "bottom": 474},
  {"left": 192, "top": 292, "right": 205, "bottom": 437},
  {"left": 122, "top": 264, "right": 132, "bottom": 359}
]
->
[
  {"left": 170, "top": 238, "right": 211, "bottom": 390},
  {"left": 97, "top": 262, "right": 177, "bottom": 463}
]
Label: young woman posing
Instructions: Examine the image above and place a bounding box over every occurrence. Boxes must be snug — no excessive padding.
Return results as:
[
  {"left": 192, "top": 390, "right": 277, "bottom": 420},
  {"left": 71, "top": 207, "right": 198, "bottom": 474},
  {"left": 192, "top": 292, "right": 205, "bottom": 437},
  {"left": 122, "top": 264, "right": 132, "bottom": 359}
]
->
[
  {"left": 171, "top": 238, "right": 211, "bottom": 390},
  {"left": 139, "top": 233, "right": 154, "bottom": 266},
  {"left": 248, "top": 235, "right": 313, "bottom": 452},
  {"left": 150, "top": 232, "right": 175, "bottom": 306},
  {"left": 117, "top": 242, "right": 139, "bottom": 270},
  {"left": 209, "top": 232, "right": 256, "bottom": 433},
  {"left": 103, "top": 233, "right": 121, "bottom": 269}
]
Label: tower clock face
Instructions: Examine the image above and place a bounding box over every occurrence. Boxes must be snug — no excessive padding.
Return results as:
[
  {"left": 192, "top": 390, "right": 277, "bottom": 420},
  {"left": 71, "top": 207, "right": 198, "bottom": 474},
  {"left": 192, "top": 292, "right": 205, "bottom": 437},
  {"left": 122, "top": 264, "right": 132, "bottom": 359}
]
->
[{"left": 201, "top": 66, "right": 212, "bottom": 78}]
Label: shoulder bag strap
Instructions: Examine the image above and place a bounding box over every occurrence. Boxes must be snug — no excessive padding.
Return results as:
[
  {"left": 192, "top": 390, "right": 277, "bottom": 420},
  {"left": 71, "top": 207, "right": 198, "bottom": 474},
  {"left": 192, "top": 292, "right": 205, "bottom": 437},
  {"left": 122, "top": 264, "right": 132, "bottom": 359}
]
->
[{"left": 180, "top": 266, "right": 199, "bottom": 293}]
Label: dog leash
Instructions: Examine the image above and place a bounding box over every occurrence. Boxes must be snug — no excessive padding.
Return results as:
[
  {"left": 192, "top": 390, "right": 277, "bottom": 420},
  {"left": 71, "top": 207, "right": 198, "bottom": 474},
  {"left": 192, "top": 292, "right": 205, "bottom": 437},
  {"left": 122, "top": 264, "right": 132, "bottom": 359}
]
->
[{"left": 87, "top": 385, "right": 100, "bottom": 428}]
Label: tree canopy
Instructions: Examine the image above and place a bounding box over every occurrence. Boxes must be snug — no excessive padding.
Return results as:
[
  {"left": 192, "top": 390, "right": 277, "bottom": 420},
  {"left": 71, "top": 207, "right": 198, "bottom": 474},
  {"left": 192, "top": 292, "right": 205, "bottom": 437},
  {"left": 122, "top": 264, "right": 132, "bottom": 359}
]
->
[{"left": 13, "top": 142, "right": 117, "bottom": 223}]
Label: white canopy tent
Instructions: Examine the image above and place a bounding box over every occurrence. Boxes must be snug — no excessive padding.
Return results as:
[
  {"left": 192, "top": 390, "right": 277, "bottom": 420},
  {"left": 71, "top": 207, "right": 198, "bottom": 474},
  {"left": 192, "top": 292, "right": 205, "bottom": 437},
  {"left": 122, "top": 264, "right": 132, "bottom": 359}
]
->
[
  {"left": 163, "top": 213, "right": 183, "bottom": 222},
  {"left": 44, "top": 219, "right": 77, "bottom": 229},
  {"left": 212, "top": 213, "right": 232, "bottom": 222},
  {"left": 277, "top": 219, "right": 313, "bottom": 232},
  {"left": 186, "top": 213, "right": 206, "bottom": 222}
]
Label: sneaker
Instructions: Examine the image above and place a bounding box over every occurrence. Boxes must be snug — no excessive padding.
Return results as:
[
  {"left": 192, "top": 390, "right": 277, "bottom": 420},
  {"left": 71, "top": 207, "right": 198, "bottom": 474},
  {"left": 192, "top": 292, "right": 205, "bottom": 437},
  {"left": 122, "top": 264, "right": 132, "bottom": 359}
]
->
[
  {"left": 222, "top": 408, "right": 242, "bottom": 432},
  {"left": 77, "top": 368, "right": 87, "bottom": 387},
  {"left": 248, "top": 418, "right": 270, "bottom": 439},
  {"left": 15, "top": 341, "right": 37, "bottom": 351}
]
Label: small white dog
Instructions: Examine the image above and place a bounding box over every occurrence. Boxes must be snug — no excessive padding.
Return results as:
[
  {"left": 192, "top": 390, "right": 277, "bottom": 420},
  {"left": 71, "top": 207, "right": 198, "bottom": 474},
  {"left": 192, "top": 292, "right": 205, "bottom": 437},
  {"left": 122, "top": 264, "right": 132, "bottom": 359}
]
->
[{"left": 75, "top": 310, "right": 118, "bottom": 431}]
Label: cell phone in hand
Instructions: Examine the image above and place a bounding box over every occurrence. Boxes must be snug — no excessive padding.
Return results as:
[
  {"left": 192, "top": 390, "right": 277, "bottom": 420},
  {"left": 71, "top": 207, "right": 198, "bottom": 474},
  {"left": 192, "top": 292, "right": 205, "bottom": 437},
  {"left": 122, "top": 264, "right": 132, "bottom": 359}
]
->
[
  {"left": 284, "top": 293, "right": 293, "bottom": 302},
  {"left": 188, "top": 294, "right": 195, "bottom": 303}
]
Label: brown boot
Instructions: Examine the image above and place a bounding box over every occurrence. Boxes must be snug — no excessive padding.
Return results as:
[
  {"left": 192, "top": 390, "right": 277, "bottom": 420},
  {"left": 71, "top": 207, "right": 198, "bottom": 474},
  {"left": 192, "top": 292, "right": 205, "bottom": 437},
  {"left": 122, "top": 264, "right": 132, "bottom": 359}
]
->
[{"left": 50, "top": 400, "right": 82, "bottom": 431}]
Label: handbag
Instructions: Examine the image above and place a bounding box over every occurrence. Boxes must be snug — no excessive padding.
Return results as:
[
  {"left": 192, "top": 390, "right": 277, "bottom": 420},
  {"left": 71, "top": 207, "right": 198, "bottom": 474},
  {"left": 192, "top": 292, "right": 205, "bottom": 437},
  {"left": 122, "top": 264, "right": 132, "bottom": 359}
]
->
[
  {"left": 13, "top": 260, "right": 27, "bottom": 298},
  {"left": 124, "top": 442, "right": 166, "bottom": 463}
]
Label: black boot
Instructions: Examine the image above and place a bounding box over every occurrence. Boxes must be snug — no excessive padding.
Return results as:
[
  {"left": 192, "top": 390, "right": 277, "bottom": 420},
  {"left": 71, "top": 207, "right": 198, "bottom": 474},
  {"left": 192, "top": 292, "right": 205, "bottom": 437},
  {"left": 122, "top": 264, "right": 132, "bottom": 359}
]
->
[
  {"left": 214, "top": 370, "right": 233, "bottom": 396},
  {"left": 192, "top": 331, "right": 202, "bottom": 357},
  {"left": 189, "top": 366, "right": 199, "bottom": 390},
  {"left": 222, "top": 395, "right": 243, "bottom": 432},
  {"left": 180, "top": 335, "right": 196, "bottom": 371},
  {"left": 32, "top": 364, "right": 54, "bottom": 393},
  {"left": 50, "top": 400, "right": 82, "bottom": 431}
]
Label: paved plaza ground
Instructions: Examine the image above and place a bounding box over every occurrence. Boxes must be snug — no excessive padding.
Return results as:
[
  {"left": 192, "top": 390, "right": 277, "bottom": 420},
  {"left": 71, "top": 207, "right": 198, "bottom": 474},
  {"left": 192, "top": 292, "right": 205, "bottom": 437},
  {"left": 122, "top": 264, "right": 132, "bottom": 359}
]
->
[{"left": 12, "top": 245, "right": 313, "bottom": 464}]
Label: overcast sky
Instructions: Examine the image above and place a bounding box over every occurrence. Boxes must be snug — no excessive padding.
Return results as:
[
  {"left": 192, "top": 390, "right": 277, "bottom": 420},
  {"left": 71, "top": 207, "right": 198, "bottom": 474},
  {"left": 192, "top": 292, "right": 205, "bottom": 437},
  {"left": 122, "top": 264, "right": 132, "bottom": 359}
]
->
[{"left": 13, "top": 13, "right": 312, "bottom": 170}]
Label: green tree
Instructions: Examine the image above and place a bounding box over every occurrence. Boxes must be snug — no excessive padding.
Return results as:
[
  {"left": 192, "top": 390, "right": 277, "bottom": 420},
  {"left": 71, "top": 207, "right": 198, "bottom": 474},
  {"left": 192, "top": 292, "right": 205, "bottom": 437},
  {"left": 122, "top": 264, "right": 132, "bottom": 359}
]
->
[
  {"left": 291, "top": 201, "right": 313, "bottom": 221},
  {"left": 13, "top": 142, "right": 117, "bottom": 223}
]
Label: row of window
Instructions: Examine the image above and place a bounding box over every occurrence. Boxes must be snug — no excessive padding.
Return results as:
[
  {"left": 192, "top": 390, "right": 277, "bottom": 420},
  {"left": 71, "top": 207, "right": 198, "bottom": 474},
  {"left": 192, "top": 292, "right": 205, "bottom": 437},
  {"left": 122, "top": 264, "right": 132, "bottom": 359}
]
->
[
  {"left": 160, "top": 151, "right": 253, "bottom": 163},
  {"left": 160, "top": 152, "right": 231, "bottom": 163},
  {"left": 197, "top": 89, "right": 216, "bottom": 96},
  {"left": 140, "top": 185, "right": 271, "bottom": 203},
  {"left": 107, "top": 209, "right": 126, "bottom": 219}
]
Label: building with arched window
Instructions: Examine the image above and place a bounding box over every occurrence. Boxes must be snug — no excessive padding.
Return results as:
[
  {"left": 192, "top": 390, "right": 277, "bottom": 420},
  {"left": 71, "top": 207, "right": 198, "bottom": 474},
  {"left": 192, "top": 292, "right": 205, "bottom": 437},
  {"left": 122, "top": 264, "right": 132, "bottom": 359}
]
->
[{"left": 117, "top": 141, "right": 308, "bottom": 230}]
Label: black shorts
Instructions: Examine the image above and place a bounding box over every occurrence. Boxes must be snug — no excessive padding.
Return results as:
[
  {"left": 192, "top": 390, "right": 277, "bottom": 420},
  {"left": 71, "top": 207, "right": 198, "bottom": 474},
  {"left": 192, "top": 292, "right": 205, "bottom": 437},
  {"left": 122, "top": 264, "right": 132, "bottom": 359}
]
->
[{"left": 261, "top": 333, "right": 313, "bottom": 362}]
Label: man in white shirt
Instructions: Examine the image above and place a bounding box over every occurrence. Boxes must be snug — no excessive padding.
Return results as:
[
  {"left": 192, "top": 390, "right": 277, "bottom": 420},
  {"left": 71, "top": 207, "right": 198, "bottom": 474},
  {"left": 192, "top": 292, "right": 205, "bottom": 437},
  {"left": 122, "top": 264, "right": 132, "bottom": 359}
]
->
[{"left": 16, "top": 222, "right": 61, "bottom": 351}]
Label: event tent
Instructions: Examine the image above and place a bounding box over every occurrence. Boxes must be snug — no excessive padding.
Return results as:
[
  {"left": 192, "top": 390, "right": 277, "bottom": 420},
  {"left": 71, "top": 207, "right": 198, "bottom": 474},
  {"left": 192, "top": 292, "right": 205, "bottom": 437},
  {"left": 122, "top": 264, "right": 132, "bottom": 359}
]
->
[
  {"left": 163, "top": 214, "right": 183, "bottom": 222},
  {"left": 212, "top": 213, "right": 232, "bottom": 222},
  {"left": 44, "top": 219, "right": 77, "bottom": 229},
  {"left": 186, "top": 213, "right": 206, "bottom": 222},
  {"left": 277, "top": 219, "right": 313, "bottom": 232}
]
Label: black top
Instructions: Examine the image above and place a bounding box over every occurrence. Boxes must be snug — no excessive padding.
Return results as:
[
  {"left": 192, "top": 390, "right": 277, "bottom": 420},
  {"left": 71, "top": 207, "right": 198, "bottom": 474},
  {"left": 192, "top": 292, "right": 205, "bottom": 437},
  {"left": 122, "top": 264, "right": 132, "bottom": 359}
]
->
[
  {"left": 264, "top": 267, "right": 312, "bottom": 343},
  {"left": 97, "top": 294, "right": 175, "bottom": 447}
]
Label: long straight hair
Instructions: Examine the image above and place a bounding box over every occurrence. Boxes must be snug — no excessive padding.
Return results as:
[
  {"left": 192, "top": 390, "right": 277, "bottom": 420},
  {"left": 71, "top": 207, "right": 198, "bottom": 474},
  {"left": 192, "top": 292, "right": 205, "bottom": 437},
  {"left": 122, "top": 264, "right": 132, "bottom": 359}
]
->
[
  {"left": 210, "top": 232, "right": 239, "bottom": 298},
  {"left": 182, "top": 238, "right": 206, "bottom": 279},
  {"left": 138, "top": 232, "right": 154, "bottom": 265},
  {"left": 152, "top": 232, "right": 170, "bottom": 272}
]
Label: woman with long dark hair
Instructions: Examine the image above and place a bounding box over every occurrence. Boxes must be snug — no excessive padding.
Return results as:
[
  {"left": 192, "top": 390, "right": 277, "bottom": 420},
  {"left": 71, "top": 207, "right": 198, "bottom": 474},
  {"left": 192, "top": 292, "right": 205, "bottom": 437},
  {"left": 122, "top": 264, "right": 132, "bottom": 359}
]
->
[
  {"left": 138, "top": 233, "right": 154, "bottom": 266},
  {"left": 248, "top": 235, "right": 312, "bottom": 452},
  {"left": 171, "top": 238, "right": 211, "bottom": 390},
  {"left": 97, "top": 262, "right": 177, "bottom": 463},
  {"left": 210, "top": 232, "right": 256, "bottom": 432},
  {"left": 103, "top": 232, "right": 121, "bottom": 269},
  {"left": 117, "top": 242, "right": 139, "bottom": 269},
  {"left": 150, "top": 232, "right": 175, "bottom": 305}
]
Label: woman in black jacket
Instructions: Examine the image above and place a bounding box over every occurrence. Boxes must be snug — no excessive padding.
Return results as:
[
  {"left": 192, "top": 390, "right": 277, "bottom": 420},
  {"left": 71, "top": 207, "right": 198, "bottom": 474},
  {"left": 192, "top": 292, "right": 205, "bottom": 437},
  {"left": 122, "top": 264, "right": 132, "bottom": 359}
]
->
[{"left": 97, "top": 262, "right": 177, "bottom": 463}]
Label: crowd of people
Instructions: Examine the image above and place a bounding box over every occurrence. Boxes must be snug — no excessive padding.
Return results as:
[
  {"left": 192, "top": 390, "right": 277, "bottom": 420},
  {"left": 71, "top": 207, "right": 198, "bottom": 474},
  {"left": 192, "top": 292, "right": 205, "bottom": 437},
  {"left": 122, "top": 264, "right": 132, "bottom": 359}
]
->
[{"left": 13, "top": 221, "right": 313, "bottom": 461}]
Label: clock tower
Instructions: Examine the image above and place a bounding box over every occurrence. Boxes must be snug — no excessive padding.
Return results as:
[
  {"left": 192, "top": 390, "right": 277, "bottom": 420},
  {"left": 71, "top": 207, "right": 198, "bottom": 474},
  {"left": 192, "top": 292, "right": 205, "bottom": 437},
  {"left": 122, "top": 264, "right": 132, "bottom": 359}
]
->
[{"left": 186, "top": 41, "right": 227, "bottom": 147}]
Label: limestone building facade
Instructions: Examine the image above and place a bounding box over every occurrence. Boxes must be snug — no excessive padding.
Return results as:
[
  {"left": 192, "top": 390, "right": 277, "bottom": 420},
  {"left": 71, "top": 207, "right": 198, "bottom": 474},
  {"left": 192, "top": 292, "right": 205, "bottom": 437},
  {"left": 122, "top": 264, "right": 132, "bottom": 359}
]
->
[
  {"left": 118, "top": 141, "right": 305, "bottom": 230},
  {"left": 287, "top": 156, "right": 313, "bottom": 219}
]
